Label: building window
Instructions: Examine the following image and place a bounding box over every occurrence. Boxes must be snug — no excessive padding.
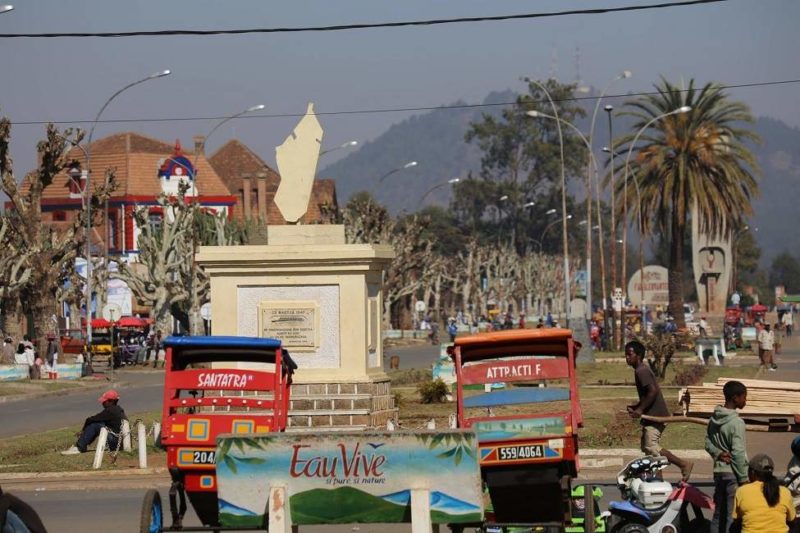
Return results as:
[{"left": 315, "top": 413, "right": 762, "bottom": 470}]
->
[
  {"left": 148, "top": 212, "right": 163, "bottom": 233},
  {"left": 52, "top": 211, "right": 67, "bottom": 222},
  {"left": 108, "top": 214, "right": 118, "bottom": 250}
]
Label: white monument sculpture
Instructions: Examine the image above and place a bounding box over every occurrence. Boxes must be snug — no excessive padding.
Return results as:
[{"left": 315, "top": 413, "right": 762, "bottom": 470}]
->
[
  {"left": 197, "top": 103, "right": 396, "bottom": 430},
  {"left": 274, "top": 103, "right": 323, "bottom": 223}
]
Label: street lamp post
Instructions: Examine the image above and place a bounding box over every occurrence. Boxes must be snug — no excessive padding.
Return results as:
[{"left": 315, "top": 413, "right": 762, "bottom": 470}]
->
[
  {"left": 320, "top": 140, "right": 358, "bottom": 157},
  {"left": 526, "top": 110, "right": 602, "bottom": 321},
  {"left": 578, "top": 72, "right": 632, "bottom": 321},
  {"left": 379, "top": 161, "right": 418, "bottom": 182},
  {"left": 622, "top": 106, "right": 692, "bottom": 336},
  {"left": 0, "top": 5, "right": 13, "bottom": 13},
  {"left": 419, "top": 177, "right": 460, "bottom": 205},
  {"left": 534, "top": 215, "right": 572, "bottom": 252},
  {"left": 524, "top": 79, "right": 570, "bottom": 325},
  {"left": 731, "top": 225, "right": 750, "bottom": 294},
  {"left": 83, "top": 69, "right": 171, "bottom": 347},
  {"left": 191, "top": 104, "right": 265, "bottom": 194}
]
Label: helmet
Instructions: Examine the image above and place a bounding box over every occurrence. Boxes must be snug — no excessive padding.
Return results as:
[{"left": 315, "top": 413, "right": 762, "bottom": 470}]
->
[{"left": 792, "top": 436, "right": 800, "bottom": 459}]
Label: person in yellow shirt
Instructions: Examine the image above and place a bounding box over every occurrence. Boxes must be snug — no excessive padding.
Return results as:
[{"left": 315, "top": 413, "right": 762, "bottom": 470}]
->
[{"left": 733, "top": 453, "right": 796, "bottom": 532}]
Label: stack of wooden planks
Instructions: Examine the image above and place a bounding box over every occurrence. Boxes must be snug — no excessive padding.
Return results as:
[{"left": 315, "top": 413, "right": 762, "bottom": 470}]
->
[{"left": 679, "top": 378, "right": 800, "bottom": 418}]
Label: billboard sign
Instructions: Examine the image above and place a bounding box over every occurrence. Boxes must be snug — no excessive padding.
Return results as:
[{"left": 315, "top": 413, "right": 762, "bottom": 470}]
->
[
  {"left": 215, "top": 431, "right": 482, "bottom": 527},
  {"left": 627, "top": 265, "right": 669, "bottom": 307}
]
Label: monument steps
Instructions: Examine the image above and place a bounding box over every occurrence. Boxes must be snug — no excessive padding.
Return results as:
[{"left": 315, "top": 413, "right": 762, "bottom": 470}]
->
[{"left": 288, "top": 380, "right": 397, "bottom": 429}]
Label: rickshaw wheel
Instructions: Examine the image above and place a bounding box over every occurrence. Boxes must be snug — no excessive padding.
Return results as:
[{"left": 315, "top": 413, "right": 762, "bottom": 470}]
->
[{"left": 140, "top": 489, "right": 163, "bottom": 533}]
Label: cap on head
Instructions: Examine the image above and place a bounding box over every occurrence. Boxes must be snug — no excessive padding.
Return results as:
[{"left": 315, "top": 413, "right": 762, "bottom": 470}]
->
[
  {"left": 748, "top": 453, "right": 774, "bottom": 474},
  {"left": 99, "top": 390, "right": 120, "bottom": 404}
]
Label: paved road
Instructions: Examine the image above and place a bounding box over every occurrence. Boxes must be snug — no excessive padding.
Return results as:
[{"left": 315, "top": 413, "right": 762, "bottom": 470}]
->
[
  {"left": 0, "top": 344, "right": 440, "bottom": 438},
  {"left": 0, "top": 371, "right": 164, "bottom": 438},
  {"left": 1, "top": 478, "right": 679, "bottom": 533}
]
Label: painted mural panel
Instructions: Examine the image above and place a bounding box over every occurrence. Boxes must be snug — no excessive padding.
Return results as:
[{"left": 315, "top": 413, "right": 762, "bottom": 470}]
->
[{"left": 215, "top": 431, "right": 483, "bottom": 527}]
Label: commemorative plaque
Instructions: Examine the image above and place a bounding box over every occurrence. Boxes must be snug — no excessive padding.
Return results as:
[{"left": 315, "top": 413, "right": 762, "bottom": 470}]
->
[{"left": 259, "top": 301, "right": 320, "bottom": 350}]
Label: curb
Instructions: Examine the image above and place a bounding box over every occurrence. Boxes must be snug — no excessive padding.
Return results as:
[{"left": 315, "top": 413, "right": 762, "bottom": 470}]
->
[
  {"left": 580, "top": 448, "right": 711, "bottom": 460},
  {"left": 0, "top": 468, "right": 171, "bottom": 491}
]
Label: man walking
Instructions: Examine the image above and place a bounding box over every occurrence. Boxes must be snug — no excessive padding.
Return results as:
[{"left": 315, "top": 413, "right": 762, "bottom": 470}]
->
[
  {"left": 625, "top": 340, "right": 694, "bottom": 480},
  {"left": 758, "top": 323, "right": 776, "bottom": 371},
  {"left": 705, "top": 380, "right": 749, "bottom": 533}
]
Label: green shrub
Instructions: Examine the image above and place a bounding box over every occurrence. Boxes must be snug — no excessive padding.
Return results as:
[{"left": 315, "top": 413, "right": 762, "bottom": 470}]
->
[
  {"left": 417, "top": 378, "right": 450, "bottom": 404},
  {"left": 671, "top": 361, "right": 708, "bottom": 386}
]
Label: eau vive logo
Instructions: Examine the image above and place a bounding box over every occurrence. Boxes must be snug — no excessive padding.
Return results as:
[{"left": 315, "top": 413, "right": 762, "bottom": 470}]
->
[{"left": 289, "top": 442, "right": 387, "bottom": 479}]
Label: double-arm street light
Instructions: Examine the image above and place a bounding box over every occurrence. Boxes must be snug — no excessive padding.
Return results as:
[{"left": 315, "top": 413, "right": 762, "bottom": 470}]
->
[
  {"left": 523, "top": 78, "right": 570, "bottom": 325},
  {"left": 83, "top": 69, "right": 171, "bottom": 346},
  {"left": 622, "top": 106, "right": 692, "bottom": 326},
  {"left": 526, "top": 110, "right": 603, "bottom": 319},
  {"left": 420, "top": 177, "right": 460, "bottom": 205}
]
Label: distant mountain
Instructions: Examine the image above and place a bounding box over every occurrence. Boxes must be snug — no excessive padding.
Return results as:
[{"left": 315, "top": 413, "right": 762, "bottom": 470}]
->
[
  {"left": 320, "top": 91, "right": 514, "bottom": 213},
  {"left": 748, "top": 117, "right": 800, "bottom": 265},
  {"left": 320, "top": 92, "right": 800, "bottom": 265}
]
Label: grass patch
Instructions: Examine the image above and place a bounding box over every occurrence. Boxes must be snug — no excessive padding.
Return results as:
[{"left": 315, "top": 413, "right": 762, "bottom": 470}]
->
[
  {"left": 0, "top": 410, "right": 165, "bottom": 473},
  {"left": 387, "top": 368, "right": 432, "bottom": 385},
  {"left": 577, "top": 359, "right": 758, "bottom": 387}
]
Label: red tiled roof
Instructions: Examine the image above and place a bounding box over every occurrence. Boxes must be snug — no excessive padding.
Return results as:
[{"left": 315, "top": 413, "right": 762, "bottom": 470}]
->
[
  {"left": 209, "top": 139, "right": 338, "bottom": 223},
  {"left": 23, "top": 132, "right": 232, "bottom": 199}
]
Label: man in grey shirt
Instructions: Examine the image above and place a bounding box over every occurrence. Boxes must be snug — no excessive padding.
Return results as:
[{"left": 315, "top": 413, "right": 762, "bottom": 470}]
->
[{"left": 626, "top": 340, "right": 694, "bottom": 481}]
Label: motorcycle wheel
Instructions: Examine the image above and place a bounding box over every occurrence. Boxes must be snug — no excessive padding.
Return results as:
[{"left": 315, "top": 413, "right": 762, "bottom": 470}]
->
[{"left": 611, "top": 523, "right": 648, "bottom": 533}]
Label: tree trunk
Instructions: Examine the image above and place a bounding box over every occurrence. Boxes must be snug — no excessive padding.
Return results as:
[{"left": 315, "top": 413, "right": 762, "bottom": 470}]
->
[{"left": 668, "top": 212, "right": 687, "bottom": 330}]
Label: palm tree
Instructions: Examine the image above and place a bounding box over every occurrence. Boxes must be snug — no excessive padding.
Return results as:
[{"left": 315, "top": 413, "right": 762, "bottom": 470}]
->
[{"left": 614, "top": 78, "right": 759, "bottom": 328}]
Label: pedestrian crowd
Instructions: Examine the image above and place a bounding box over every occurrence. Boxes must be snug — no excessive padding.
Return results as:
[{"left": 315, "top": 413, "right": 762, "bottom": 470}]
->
[{"left": 0, "top": 333, "right": 61, "bottom": 380}]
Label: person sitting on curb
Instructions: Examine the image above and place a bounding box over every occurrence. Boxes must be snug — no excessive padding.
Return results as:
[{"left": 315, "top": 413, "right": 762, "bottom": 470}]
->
[{"left": 61, "top": 390, "right": 127, "bottom": 455}]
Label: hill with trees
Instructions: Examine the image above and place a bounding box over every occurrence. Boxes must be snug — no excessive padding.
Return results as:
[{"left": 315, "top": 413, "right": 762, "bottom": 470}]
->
[{"left": 321, "top": 90, "right": 799, "bottom": 268}]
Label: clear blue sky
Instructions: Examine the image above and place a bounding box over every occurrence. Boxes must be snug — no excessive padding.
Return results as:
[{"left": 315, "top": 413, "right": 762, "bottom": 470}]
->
[{"left": 1, "top": 0, "right": 797, "bottom": 176}]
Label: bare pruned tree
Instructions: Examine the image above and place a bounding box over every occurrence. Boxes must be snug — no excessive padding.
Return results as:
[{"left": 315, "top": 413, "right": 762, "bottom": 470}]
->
[
  {"left": 0, "top": 120, "right": 113, "bottom": 350},
  {"left": 114, "top": 181, "right": 195, "bottom": 335}
]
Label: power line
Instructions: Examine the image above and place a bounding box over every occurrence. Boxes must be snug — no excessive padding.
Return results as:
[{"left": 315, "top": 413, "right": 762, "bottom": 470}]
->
[
  {"left": 0, "top": 0, "right": 727, "bottom": 39},
  {"left": 8, "top": 76, "right": 799, "bottom": 128}
]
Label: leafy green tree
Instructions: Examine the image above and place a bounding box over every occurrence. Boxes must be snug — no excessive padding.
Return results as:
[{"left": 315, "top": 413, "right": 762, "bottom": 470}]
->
[
  {"left": 460, "top": 79, "right": 588, "bottom": 253},
  {"left": 769, "top": 252, "right": 800, "bottom": 294},
  {"left": 733, "top": 229, "right": 761, "bottom": 293},
  {"left": 417, "top": 205, "right": 467, "bottom": 257},
  {"left": 616, "top": 79, "right": 759, "bottom": 328}
]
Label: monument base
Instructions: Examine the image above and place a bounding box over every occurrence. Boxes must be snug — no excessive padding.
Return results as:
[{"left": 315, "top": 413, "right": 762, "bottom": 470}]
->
[{"left": 287, "top": 378, "right": 397, "bottom": 430}]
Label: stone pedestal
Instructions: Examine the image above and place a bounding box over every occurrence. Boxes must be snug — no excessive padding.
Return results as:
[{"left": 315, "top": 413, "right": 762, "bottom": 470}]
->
[{"left": 196, "top": 225, "right": 398, "bottom": 429}]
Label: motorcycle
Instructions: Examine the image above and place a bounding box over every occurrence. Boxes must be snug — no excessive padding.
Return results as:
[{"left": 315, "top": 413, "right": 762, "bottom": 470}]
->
[{"left": 604, "top": 456, "right": 712, "bottom": 533}]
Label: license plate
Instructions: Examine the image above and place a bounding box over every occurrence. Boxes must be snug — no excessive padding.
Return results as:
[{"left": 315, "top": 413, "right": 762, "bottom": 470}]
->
[
  {"left": 498, "top": 444, "right": 544, "bottom": 461},
  {"left": 191, "top": 450, "right": 216, "bottom": 464}
]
